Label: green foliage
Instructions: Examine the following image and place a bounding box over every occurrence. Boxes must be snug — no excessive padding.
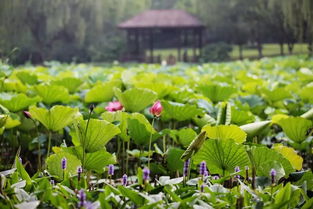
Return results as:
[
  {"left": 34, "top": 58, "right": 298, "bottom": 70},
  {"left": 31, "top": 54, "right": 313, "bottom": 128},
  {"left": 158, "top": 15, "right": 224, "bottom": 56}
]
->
[
  {"left": 114, "top": 88, "right": 157, "bottom": 112},
  {"left": 29, "top": 105, "right": 79, "bottom": 131},
  {"left": 0, "top": 93, "right": 40, "bottom": 112},
  {"left": 72, "top": 119, "right": 120, "bottom": 152},
  {"left": 200, "top": 42, "right": 232, "bottom": 62},
  {"left": 193, "top": 139, "right": 250, "bottom": 175}
]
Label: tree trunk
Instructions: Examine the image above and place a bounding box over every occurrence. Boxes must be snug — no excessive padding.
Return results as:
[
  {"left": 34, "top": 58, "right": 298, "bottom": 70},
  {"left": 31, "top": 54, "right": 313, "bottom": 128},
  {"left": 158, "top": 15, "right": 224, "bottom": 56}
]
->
[
  {"left": 279, "top": 43, "right": 284, "bottom": 56},
  {"left": 257, "top": 42, "right": 263, "bottom": 58},
  {"left": 239, "top": 44, "right": 243, "bottom": 60},
  {"left": 308, "top": 41, "right": 313, "bottom": 57},
  {"left": 287, "top": 43, "right": 294, "bottom": 54}
]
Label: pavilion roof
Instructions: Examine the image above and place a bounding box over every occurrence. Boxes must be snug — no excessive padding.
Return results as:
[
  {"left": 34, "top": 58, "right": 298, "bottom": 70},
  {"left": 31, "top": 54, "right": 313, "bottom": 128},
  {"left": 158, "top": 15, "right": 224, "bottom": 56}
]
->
[{"left": 118, "top": 10, "right": 204, "bottom": 29}]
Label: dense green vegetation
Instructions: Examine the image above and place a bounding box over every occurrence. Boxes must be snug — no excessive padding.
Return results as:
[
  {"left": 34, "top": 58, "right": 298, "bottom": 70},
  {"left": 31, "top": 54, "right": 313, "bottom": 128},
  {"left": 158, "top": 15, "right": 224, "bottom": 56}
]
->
[
  {"left": 0, "top": 0, "right": 312, "bottom": 63},
  {"left": 0, "top": 56, "right": 312, "bottom": 208}
]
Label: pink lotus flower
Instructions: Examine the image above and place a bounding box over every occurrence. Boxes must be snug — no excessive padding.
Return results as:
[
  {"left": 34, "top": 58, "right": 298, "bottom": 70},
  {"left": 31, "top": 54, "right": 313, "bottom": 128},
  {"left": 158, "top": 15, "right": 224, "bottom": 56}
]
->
[
  {"left": 150, "top": 100, "right": 163, "bottom": 117},
  {"left": 105, "top": 101, "right": 123, "bottom": 112}
]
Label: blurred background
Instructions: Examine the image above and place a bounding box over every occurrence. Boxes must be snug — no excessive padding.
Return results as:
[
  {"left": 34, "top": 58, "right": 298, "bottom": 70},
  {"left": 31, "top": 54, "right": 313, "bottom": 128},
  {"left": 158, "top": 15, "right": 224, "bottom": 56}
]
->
[{"left": 0, "top": 0, "right": 312, "bottom": 64}]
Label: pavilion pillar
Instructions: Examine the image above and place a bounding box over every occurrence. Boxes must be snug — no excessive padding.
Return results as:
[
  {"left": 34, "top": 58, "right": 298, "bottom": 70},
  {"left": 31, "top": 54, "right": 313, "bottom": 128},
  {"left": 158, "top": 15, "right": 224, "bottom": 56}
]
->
[
  {"left": 198, "top": 29, "right": 203, "bottom": 57},
  {"left": 193, "top": 29, "right": 196, "bottom": 61},
  {"left": 135, "top": 29, "right": 139, "bottom": 58},
  {"left": 149, "top": 30, "right": 154, "bottom": 63},
  {"left": 177, "top": 30, "right": 181, "bottom": 62}
]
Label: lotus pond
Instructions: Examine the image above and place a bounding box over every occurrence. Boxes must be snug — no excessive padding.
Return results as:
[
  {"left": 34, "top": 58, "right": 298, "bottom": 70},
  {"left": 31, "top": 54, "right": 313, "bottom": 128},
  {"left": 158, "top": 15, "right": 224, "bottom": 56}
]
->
[{"left": 0, "top": 56, "right": 313, "bottom": 209}]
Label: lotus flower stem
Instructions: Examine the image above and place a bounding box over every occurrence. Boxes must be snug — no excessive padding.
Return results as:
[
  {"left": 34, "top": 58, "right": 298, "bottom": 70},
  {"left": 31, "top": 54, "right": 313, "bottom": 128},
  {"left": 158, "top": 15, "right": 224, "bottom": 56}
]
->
[
  {"left": 47, "top": 131, "right": 52, "bottom": 158},
  {"left": 126, "top": 141, "right": 130, "bottom": 173},
  {"left": 148, "top": 117, "right": 155, "bottom": 170}
]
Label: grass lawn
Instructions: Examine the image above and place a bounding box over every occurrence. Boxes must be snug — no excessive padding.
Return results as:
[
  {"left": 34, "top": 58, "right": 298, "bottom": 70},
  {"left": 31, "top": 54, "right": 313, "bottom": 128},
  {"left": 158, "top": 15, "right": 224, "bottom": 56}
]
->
[{"left": 147, "top": 43, "right": 308, "bottom": 60}]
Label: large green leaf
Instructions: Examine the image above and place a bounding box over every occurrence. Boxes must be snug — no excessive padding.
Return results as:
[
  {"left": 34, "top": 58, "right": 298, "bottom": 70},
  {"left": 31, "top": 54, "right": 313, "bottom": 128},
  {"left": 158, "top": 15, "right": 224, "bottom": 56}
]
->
[
  {"left": 202, "top": 125, "right": 247, "bottom": 143},
  {"left": 85, "top": 80, "right": 121, "bottom": 103},
  {"left": 127, "top": 113, "right": 157, "bottom": 146},
  {"left": 117, "top": 186, "right": 146, "bottom": 206},
  {"left": 52, "top": 77, "right": 83, "bottom": 93},
  {"left": 231, "top": 107, "right": 254, "bottom": 125},
  {"left": 262, "top": 87, "right": 291, "bottom": 102},
  {"left": 161, "top": 100, "right": 203, "bottom": 121},
  {"left": 0, "top": 93, "right": 40, "bottom": 112},
  {"left": 197, "top": 84, "right": 237, "bottom": 103},
  {"left": 72, "top": 119, "right": 120, "bottom": 152},
  {"left": 251, "top": 146, "right": 294, "bottom": 177},
  {"left": 134, "top": 82, "right": 175, "bottom": 98},
  {"left": 101, "top": 111, "right": 130, "bottom": 141},
  {"left": 114, "top": 88, "right": 157, "bottom": 112},
  {"left": 177, "top": 128, "right": 197, "bottom": 148},
  {"left": 273, "top": 144, "right": 303, "bottom": 170},
  {"left": 29, "top": 105, "right": 80, "bottom": 131},
  {"left": 276, "top": 117, "right": 312, "bottom": 143},
  {"left": 15, "top": 71, "right": 38, "bottom": 85},
  {"left": 34, "top": 84, "right": 70, "bottom": 104},
  {"left": 85, "top": 150, "right": 116, "bottom": 173},
  {"left": 46, "top": 151, "right": 81, "bottom": 180},
  {"left": 240, "top": 121, "right": 271, "bottom": 138},
  {"left": 166, "top": 147, "right": 184, "bottom": 173},
  {"left": 193, "top": 139, "right": 250, "bottom": 175}
]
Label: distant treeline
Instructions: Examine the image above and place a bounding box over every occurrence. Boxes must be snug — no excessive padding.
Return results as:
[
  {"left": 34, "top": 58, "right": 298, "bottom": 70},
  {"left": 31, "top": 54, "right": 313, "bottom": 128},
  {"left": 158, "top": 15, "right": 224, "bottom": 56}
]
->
[{"left": 0, "top": 0, "right": 312, "bottom": 64}]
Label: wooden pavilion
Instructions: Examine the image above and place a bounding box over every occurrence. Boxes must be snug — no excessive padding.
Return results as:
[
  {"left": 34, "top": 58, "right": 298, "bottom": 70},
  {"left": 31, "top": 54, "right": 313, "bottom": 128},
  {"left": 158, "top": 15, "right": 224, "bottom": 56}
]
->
[{"left": 118, "top": 10, "right": 205, "bottom": 63}]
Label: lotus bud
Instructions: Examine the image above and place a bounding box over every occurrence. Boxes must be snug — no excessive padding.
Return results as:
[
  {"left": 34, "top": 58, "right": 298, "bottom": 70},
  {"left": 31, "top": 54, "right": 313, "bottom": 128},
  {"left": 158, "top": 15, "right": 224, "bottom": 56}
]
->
[
  {"left": 150, "top": 101, "right": 163, "bottom": 117},
  {"left": 105, "top": 101, "right": 123, "bottom": 112},
  {"left": 23, "top": 111, "right": 32, "bottom": 119},
  {"left": 89, "top": 104, "right": 95, "bottom": 112}
]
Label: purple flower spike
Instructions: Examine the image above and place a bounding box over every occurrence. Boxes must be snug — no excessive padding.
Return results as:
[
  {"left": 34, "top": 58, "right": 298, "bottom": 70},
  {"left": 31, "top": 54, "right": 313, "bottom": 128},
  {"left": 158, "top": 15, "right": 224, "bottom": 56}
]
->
[
  {"left": 78, "top": 189, "right": 86, "bottom": 208},
  {"left": 235, "top": 166, "right": 240, "bottom": 179},
  {"left": 199, "top": 161, "right": 207, "bottom": 176},
  {"left": 77, "top": 166, "right": 82, "bottom": 181},
  {"left": 200, "top": 184, "right": 205, "bottom": 192},
  {"left": 108, "top": 164, "right": 114, "bottom": 176},
  {"left": 122, "top": 174, "right": 127, "bottom": 186},
  {"left": 61, "top": 157, "right": 67, "bottom": 170},
  {"left": 143, "top": 167, "right": 150, "bottom": 181},
  {"left": 183, "top": 159, "right": 190, "bottom": 177},
  {"left": 270, "top": 168, "right": 276, "bottom": 184}
]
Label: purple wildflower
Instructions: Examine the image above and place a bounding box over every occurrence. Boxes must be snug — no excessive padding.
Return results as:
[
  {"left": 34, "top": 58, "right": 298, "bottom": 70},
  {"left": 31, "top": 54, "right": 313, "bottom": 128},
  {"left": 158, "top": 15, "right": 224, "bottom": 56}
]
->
[
  {"left": 108, "top": 164, "right": 114, "bottom": 176},
  {"left": 78, "top": 189, "right": 86, "bottom": 208},
  {"left": 143, "top": 167, "right": 150, "bottom": 181},
  {"left": 199, "top": 161, "right": 207, "bottom": 176},
  {"left": 122, "top": 174, "right": 127, "bottom": 186},
  {"left": 200, "top": 184, "right": 205, "bottom": 192},
  {"left": 212, "top": 175, "right": 220, "bottom": 180},
  {"left": 235, "top": 166, "right": 240, "bottom": 179},
  {"left": 183, "top": 159, "right": 190, "bottom": 177},
  {"left": 270, "top": 168, "right": 276, "bottom": 184},
  {"left": 77, "top": 166, "right": 82, "bottom": 181},
  {"left": 61, "top": 157, "right": 67, "bottom": 170},
  {"left": 50, "top": 179, "right": 55, "bottom": 185}
]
